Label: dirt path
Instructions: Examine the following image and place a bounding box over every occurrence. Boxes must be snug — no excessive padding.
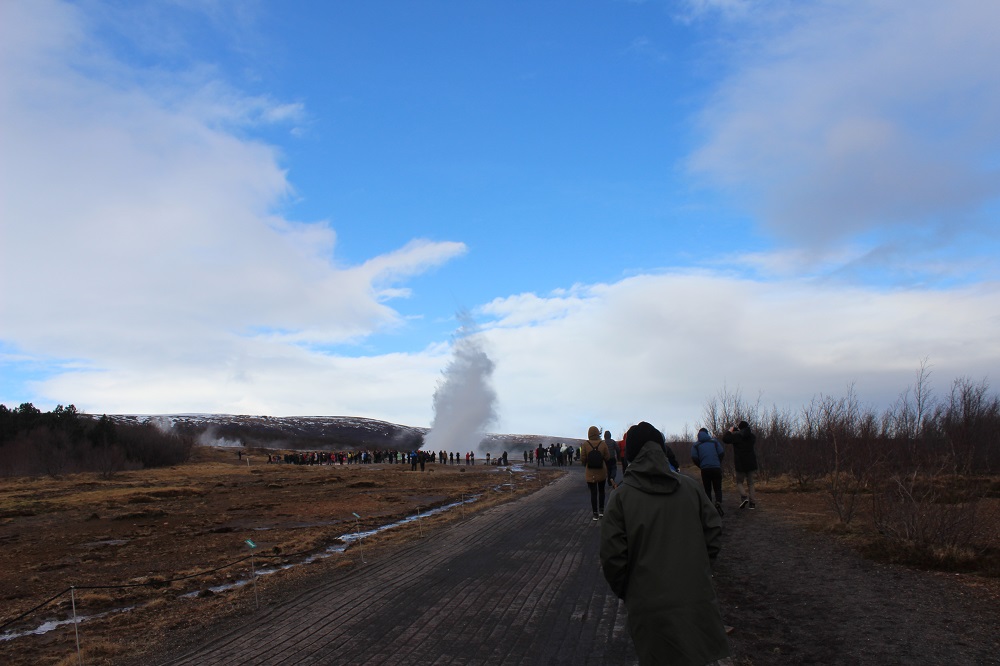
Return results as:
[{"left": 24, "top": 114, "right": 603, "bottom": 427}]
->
[
  {"left": 713, "top": 494, "right": 1000, "bottom": 665},
  {"left": 147, "top": 471, "right": 1000, "bottom": 666}
]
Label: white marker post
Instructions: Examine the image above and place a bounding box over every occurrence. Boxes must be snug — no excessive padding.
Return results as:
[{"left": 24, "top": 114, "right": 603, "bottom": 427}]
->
[
  {"left": 352, "top": 513, "right": 365, "bottom": 563},
  {"left": 71, "top": 586, "right": 82, "bottom": 666},
  {"left": 245, "top": 539, "right": 259, "bottom": 610}
]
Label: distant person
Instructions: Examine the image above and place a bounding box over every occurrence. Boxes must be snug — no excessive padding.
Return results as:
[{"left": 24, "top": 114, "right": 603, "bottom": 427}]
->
[
  {"left": 604, "top": 430, "right": 619, "bottom": 489},
  {"left": 584, "top": 426, "right": 610, "bottom": 521},
  {"left": 723, "top": 420, "right": 758, "bottom": 509},
  {"left": 692, "top": 428, "right": 725, "bottom": 517},
  {"left": 664, "top": 442, "right": 680, "bottom": 472},
  {"left": 600, "top": 421, "right": 730, "bottom": 666},
  {"left": 620, "top": 429, "right": 629, "bottom": 475}
]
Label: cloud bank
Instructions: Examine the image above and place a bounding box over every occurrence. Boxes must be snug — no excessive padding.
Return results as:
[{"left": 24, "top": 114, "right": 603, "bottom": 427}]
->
[
  {"left": 0, "top": 0, "right": 465, "bottom": 423},
  {"left": 479, "top": 273, "right": 1000, "bottom": 439},
  {"left": 688, "top": 0, "right": 1000, "bottom": 255}
]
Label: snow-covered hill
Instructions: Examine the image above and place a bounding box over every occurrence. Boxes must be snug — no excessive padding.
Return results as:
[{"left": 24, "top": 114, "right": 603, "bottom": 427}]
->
[{"left": 102, "top": 414, "right": 580, "bottom": 453}]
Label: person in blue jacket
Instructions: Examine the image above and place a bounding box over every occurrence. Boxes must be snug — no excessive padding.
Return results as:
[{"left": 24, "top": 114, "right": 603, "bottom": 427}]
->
[{"left": 691, "top": 428, "right": 725, "bottom": 517}]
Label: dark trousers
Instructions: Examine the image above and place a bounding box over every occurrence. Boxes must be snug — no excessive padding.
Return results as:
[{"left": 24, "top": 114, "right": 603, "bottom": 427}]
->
[
  {"left": 588, "top": 480, "right": 606, "bottom": 514},
  {"left": 701, "top": 467, "right": 723, "bottom": 503}
]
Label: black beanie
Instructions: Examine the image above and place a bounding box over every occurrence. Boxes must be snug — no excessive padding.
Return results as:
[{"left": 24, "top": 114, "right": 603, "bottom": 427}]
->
[{"left": 624, "top": 421, "right": 665, "bottom": 461}]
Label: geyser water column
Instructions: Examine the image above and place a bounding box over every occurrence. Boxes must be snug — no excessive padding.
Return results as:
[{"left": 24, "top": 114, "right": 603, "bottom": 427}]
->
[{"left": 424, "top": 315, "right": 498, "bottom": 454}]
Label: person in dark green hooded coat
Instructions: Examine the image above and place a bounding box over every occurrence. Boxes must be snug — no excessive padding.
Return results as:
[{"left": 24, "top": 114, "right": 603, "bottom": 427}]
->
[{"left": 600, "top": 421, "right": 731, "bottom": 666}]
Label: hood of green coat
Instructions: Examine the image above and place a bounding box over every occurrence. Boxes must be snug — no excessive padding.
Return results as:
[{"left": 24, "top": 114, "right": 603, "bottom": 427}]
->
[{"left": 622, "top": 441, "right": 680, "bottom": 494}]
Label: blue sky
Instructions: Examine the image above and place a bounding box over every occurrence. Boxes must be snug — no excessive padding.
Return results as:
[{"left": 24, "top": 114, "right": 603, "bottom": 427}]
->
[{"left": 2, "top": 0, "right": 999, "bottom": 440}]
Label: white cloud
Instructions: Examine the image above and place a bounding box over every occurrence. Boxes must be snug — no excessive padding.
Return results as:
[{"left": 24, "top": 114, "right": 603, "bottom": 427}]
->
[
  {"left": 39, "top": 343, "right": 448, "bottom": 428},
  {"left": 688, "top": 0, "right": 1000, "bottom": 249},
  {"left": 477, "top": 271, "right": 1000, "bottom": 438},
  {"left": 25, "top": 266, "right": 1000, "bottom": 439},
  {"left": 0, "top": 0, "right": 465, "bottom": 409}
]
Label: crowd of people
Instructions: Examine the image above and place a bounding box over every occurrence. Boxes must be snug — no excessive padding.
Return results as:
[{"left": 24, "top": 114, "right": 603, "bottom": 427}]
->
[
  {"left": 529, "top": 442, "right": 579, "bottom": 466},
  {"left": 261, "top": 447, "right": 523, "bottom": 469}
]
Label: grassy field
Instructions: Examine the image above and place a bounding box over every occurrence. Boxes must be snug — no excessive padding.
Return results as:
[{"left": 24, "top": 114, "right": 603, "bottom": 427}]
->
[{"left": 0, "top": 446, "right": 558, "bottom": 666}]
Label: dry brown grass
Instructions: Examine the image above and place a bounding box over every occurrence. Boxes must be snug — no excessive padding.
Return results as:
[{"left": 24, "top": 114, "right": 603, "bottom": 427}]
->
[
  {"left": 0, "top": 446, "right": 559, "bottom": 666},
  {"left": 754, "top": 474, "right": 1000, "bottom": 579}
]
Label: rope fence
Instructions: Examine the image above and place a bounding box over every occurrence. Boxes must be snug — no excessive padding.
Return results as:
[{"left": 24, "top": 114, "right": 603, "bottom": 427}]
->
[{"left": 0, "top": 552, "right": 271, "bottom": 635}]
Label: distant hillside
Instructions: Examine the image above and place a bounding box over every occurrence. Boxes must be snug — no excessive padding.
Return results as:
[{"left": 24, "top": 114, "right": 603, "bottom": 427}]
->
[{"left": 104, "top": 414, "right": 582, "bottom": 453}]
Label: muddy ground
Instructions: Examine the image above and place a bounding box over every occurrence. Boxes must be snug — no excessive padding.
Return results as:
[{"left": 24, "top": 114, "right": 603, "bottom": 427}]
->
[
  {"left": 713, "top": 489, "right": 1000, "bottom": 665},
  {"left": 0, "top": 447, "right": 557, "bottom": 666},
  {"left": 2, "top": 449, "right": 999, "bottom": 665}
]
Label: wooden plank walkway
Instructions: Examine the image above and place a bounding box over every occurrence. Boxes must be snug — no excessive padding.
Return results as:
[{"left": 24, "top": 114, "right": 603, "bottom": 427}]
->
[{"left": 156, "top": 472, "right": 638, "bottom": 665}]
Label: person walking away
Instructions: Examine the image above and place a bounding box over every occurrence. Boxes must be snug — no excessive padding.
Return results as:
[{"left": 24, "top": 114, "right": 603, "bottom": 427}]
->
[
  {"left": 604, "top": 430, "right": 619, "bottom": 489},
  {"left": 584, "top": 426, "right": 610, "bottom": 521},
  {"left": 723, "top": 420, "right": 758, "bottom": 509},
  {"left": 620, "top": 430, "right": 629, "bottom": 475},
  {"left": 664, "top": 442, "right": 680, "bottom": 472},
  {"left": 692, "top": 428, "right": 725, "bottom": 516},
  {"left": 600, "top": 422, "right": 730, "bottom": 666}
]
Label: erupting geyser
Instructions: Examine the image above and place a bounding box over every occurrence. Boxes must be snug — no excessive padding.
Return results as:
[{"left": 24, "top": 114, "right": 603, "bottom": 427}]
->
[{"left": 424, "top": 314, "right": 497, "bottom": 453}]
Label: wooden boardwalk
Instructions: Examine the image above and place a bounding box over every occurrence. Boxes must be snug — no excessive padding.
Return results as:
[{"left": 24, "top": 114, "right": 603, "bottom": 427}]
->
[{"left": 156, "top": 472, "right": 638, "bottom": 665}]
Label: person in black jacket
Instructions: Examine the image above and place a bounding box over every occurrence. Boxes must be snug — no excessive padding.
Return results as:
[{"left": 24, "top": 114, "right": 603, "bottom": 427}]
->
[{"left": 722, "top": 420, "right": 758, "bottom": 509}]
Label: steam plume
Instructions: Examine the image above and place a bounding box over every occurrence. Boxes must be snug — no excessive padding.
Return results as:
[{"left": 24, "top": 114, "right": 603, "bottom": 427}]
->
[{"left": 424, "top": 314, "right": 498, "bottom": 453}]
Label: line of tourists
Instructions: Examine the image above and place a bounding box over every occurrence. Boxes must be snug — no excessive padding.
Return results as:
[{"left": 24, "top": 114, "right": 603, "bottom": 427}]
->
[
  {"left": 598, "top": 421, "right": 730, "bottom": 666},
  {"left": 584, "top": 420, "right": 757, "bottom": 520},
  {"left": 586, "top": 419, "right": 759, "bottom": 665}
]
